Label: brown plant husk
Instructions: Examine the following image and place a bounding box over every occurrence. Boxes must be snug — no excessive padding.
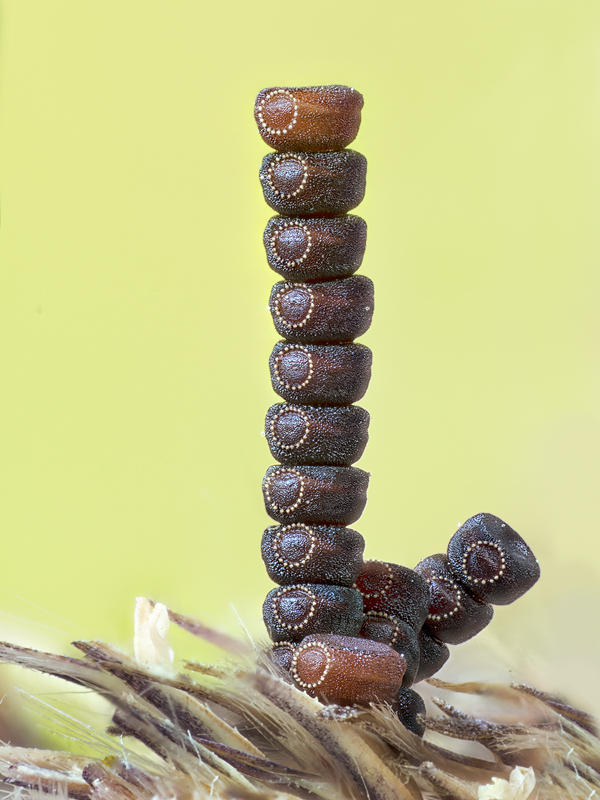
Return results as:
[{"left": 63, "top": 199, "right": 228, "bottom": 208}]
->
[{"left": 0, "top": 605, "right": 598, "bottom": 800}]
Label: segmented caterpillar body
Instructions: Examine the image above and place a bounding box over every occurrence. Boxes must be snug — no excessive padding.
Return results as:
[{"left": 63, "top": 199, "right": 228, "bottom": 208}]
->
[{"left": 255, "top": 86, "right": 540, "bottom": 727}]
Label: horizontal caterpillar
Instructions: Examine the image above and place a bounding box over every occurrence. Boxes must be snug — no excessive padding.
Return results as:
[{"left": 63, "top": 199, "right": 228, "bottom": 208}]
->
[{"left": 255, "top": 86, "right": 540, "bottom": 733}]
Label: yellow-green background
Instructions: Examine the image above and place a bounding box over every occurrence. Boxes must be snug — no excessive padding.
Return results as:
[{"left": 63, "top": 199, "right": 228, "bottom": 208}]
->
[{"left": 1, "top": 0, "right": 600, "bottom": 734}]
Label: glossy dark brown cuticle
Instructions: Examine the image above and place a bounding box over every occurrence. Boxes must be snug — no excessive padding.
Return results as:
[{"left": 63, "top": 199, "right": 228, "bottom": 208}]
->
[
  {"left": 414, "top": 553, "right": 493, "bottom": 644},
  {"left": 259, "top": 150, "right": 367, "bottom": 216},
  {"left": 261, "top": 523, "right": 365, "bottom": 586},
  {"left": 354, "top": 560, "right": 430, "bottom": 632},
  {"left": 263, "top": 584, "right": 364, "bottom": 643},
  {"left": 269, "top": 341, "right": 372, "bottom": 405},
  {"left": 268, "top": 641, "right": 297, "bottom": 673},
  {"left": 265, "top": 403, "right": 370, "bottom": 466},
  {"left": 269, "top": 275, "right": 374, "bottom": 343},
  {"left": 264, "top": 215, "right": 367, "bottom": 282},
  {"left": 447, "top": 513, "right": 540, "bottom": 605},
  {"left": 262, "top": 464, "right": 369, "bottom": 525},
  {"left": 393, "top": 687, "right": 427, "bottom": 737},
  {"left": 413, "top": 628, "right": 450, "bottom": 683}
]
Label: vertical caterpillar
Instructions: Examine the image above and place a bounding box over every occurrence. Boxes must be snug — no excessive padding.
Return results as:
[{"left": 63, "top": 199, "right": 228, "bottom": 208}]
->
[{"left": 255, "top": 87, "right": 540, "bottom": 727}]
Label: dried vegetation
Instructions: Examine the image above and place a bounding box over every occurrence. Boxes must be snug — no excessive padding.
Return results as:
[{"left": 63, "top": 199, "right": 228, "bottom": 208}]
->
[{"left": 0, "top": 604, "right": 597, "bottom": 800}]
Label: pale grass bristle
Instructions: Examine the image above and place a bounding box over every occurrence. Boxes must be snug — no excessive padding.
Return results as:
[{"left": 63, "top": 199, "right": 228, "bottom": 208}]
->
[{"left": 0, "top": 603, "right": 598, "bottom": 800}]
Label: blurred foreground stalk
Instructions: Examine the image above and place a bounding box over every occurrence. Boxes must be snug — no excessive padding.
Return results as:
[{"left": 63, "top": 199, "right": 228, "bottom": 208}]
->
[{"left": 0, "top": 601, "right": 598, "bottom": 800}]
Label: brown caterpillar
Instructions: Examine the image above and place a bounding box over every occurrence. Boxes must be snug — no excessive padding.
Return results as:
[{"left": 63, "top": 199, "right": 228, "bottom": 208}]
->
[{"left": 255, "top": 86, "right": 540, "bottom": 732}]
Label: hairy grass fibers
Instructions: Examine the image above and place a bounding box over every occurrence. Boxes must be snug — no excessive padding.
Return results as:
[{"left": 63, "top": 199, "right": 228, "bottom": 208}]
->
[{"left": 0, "top": 602, "right": 597, "bottom": 800}]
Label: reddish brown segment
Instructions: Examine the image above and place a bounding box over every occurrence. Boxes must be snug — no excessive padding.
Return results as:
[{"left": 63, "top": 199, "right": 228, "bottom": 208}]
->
[
  {"left": 255, "top": 86, "right": 363, "bottom": 152},
  {"left": 261, "top": 523, "right": 365, "bottom": 586},
  {"left": 414, "top": 553, "right": 493, "bottom": 644},
  {"left": 263, "top": 584, "right": 364, "bottom": 643},
  {"left": 291, "top": 634, "right": 406, "bottom": 705},
  {"left": 354, "top": 560, "right": 430, "bottom": 632},
  {"left": 269, "top": 276, "right": 374, "bottom": 343},
  {"left": 265, "top": 403, "right": 370, "bottom": 466},
  {"left": 359, "top": 613, "right": 420, "bottom": 687},
  {"left": 262, "top": 464, "right": 369, "bottom": 526},
  {"left": 269, "top": 341, "right": 372, "bottom": 405},
  {"left": 264, "top": 215, "right": 367, "bottom": 282},
  {"left": 259, "top": 150, "right": 367, "bottom": 216}
]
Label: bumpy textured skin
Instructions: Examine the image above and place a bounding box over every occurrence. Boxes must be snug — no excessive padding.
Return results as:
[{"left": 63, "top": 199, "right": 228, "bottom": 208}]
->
[
  {"left": 414, "top": 553, "right": 493, "bottom": 645},
  {"left": 265, "top": 403, "right": 370, "bottom": 466},
  {"left": 262, "top": 524, "right": 365, "bottom": 586},
  {"left": 259, "top": 150, "right": 367, "bottom": 216},
  {"left": 264, "top": 215, "right": 367, "bottom": 282},
  {"left": 256, "top": 89, "right": 543, "bottom": 700},
  {"left": 291, "top": 634, "right": 406, "bottom": 705},
  {"left": 354, "top": 560, "right": 430, "bottom": 632},
  {"left": 414, "top": 629, "right": 450, "bottom": 682},
  {"left": 447, "top": 513, "right": 540, "bottom": 605},
  {"left": 269, "top": 276, "right": 374, "bottom": 343},
  {"left": 393, "top": 688, "right": 427, "bottom": 738},
  {"left": 269, "top": 341, "right": 372, "bottom": 405},
  {"left": 268, "top": 641, "right": 297, "bottom": 672},
  {"left": 255, "top": 86, "right": 363, "bottom": 152},
  {"left": 263, "top": 584, "right": 364, "bottom": 643},
  {"left": 262, "top": 464, "right": 369, "bottom": 526},
  {"left": 359, "top": 613, "right": 420, "bottom": 687}
]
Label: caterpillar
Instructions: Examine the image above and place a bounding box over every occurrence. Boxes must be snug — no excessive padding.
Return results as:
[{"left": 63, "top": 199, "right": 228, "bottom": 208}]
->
[{"left": 254, "top": 86, "right": 540, "bottom": 732}]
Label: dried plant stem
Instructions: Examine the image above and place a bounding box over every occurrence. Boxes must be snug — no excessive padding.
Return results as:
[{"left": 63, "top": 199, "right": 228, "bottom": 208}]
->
[{"left": 0, "top": 606, "right": 597, "bottom": 800}]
